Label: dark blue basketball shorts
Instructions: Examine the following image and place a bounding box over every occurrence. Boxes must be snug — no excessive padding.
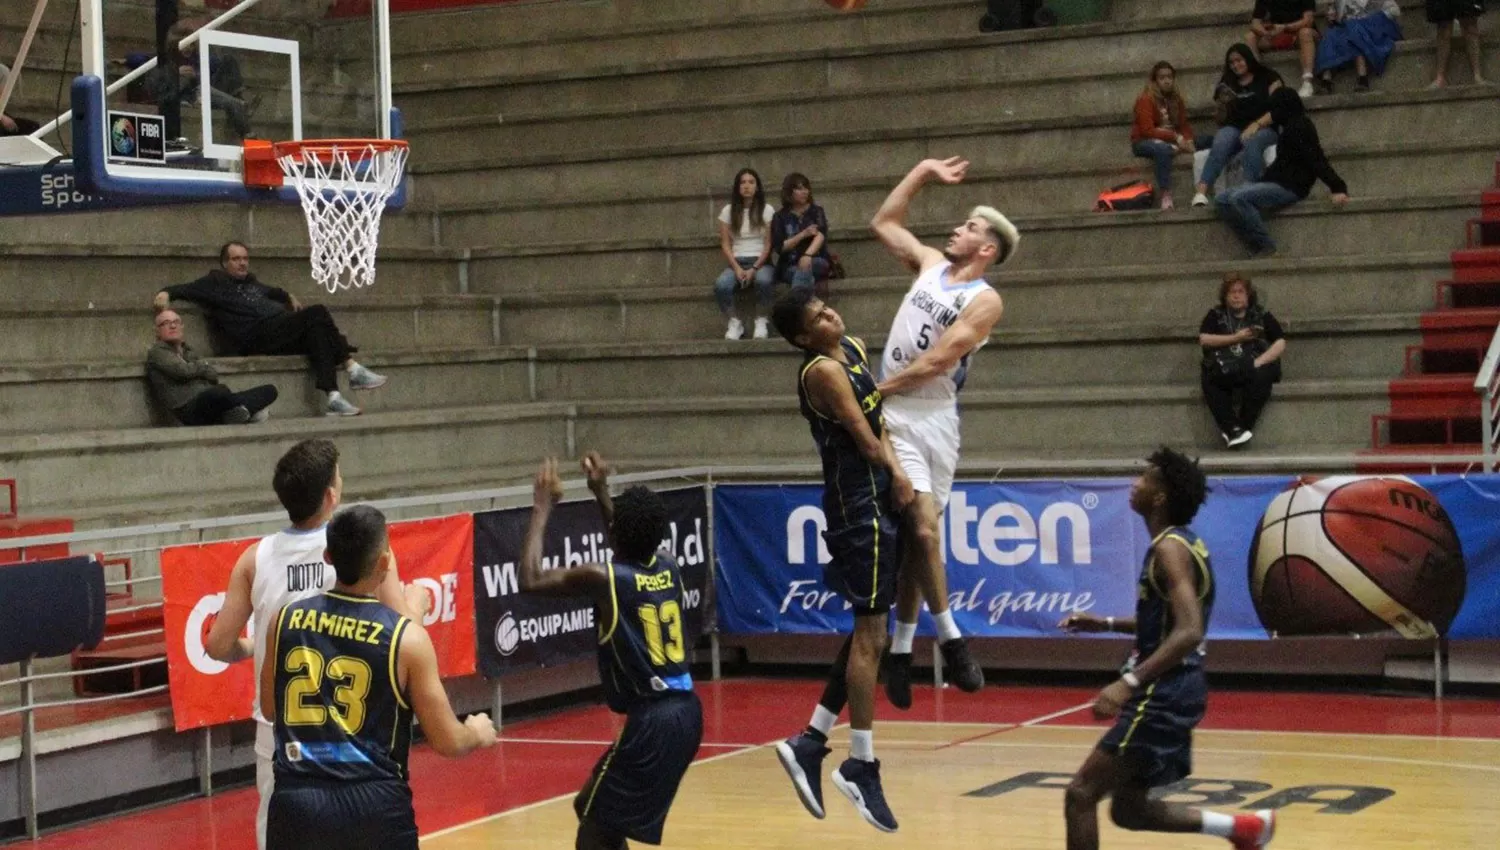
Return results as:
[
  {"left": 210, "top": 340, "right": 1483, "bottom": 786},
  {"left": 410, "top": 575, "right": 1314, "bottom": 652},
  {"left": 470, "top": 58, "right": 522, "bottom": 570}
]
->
[
  {"left": 575, "top": 691, "right": 704, "bottom": 845},
  {"left": 1097, "top": 668, "right": 1208, "bottom": 787},
  {"left": 822, "top": 513, "right": 901, "bottom": 614},
  {"left": 266, "top": 776, "right": 417, "bottom": 850}
]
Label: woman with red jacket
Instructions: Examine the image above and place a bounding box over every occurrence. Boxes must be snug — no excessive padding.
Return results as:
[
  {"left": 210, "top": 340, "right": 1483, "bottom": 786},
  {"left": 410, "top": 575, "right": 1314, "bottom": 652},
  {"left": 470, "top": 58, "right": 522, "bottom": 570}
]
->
[{"left": 1130, "top": 61, "right": 1199, "bottom": 210}]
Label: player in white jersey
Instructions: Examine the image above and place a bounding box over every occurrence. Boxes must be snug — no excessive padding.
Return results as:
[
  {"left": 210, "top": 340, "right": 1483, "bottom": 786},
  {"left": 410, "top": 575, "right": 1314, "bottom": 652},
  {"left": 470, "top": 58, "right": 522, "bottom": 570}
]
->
[
  {"left": 203, "top": 439, "right": 426, "bottom": 850},
  {"left": 869, "top": 157, "right": 1020, "bottom": 703}
]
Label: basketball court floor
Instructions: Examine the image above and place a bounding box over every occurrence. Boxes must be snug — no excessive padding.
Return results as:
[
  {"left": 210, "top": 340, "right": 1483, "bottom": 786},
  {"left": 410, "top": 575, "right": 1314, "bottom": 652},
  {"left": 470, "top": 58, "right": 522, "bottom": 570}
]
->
[{"left": 23, "top": 679, "right": 1500, "bottom": 849}]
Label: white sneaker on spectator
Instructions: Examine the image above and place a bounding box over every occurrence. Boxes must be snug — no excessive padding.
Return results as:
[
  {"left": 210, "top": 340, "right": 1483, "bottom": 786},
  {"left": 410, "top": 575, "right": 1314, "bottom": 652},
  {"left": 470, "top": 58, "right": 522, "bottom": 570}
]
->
[
  {"left": 325, "top": 392, "right": 361, "bottom": 417},
  {"left": 348, "top": 362, "right": 387, "bottom": 390},
  {"left": 753, "top": 318, "right": 769, "bottom": 339},
  {"left": 1298, "top": 78, "right": 1314, "bottom": 98},
  {"left": 1228, "top": 429, "right": 1254, "bottom": 448},
  {"left": 1191, "top": 192, "right": 1209, "bottom": 207},
  {"left": 250, "top": 408, "right": 271, "bottom": 423},
  {"left": 725, "top": 317, "right": 745, "bottom": 340}
]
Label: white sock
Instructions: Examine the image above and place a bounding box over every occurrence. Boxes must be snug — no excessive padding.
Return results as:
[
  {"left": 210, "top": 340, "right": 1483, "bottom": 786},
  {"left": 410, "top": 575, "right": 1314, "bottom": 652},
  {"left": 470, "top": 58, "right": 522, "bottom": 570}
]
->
[
  {"left": 933, "top": 608, "right": 962, "bottom": 642},
  {"left": 809, "top": 705, "right": 837, "bottom": 736},
  {"left": 849, "top": 729, "right": 874, "bottom": 762},
  {"left": 891, "top": 621, "right": 918, "bottom": 654},
  {"left": 1199, "top": 811, "right": 1235, "bottom": 837}
]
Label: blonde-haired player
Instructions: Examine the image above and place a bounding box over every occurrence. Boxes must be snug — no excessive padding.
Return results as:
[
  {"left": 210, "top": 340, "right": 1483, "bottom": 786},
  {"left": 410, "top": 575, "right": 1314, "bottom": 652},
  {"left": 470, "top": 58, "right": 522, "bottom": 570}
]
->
[{"left": 870, "top": 157, "right": 1019, "bottom": 701}]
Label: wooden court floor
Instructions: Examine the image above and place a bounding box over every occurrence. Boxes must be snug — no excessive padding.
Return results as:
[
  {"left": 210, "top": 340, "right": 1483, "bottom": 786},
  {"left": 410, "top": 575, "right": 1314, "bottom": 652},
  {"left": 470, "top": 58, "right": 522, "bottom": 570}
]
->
[{"left": 25, "top": 679, "right": 1500, "bottom": 850}]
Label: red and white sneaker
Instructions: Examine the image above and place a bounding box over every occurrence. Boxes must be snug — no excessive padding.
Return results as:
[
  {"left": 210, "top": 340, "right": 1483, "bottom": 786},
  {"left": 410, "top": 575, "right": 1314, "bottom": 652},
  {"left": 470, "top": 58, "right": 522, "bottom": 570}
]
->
[{"left": 1229, "top": 810, "right": 1276, "bottom": 849}]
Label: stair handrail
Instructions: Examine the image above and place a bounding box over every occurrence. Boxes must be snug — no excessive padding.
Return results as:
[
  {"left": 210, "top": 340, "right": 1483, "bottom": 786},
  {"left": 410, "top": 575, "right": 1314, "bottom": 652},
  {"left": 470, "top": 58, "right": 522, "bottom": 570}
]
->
[{"left": 1477, "top": 320, "right": 1500, "bottom": 473}]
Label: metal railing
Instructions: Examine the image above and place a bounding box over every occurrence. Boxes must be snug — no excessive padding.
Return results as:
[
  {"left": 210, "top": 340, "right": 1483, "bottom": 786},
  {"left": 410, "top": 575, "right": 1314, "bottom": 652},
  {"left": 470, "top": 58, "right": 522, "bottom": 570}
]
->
[
  {"left": 1478, "top": 322, "right": 1500, "bottom": 473},
  {"left": 1, "top": 454, "right": 1495, "bottom": 838}
]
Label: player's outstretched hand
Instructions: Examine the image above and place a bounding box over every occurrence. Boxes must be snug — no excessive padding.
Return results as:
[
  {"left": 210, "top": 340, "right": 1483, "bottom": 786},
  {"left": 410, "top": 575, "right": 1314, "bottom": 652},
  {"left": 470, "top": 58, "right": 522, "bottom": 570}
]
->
[
  {"left": 1092, "top": 680, "right": 1132, "bottom": 720},
  {"left": 464, "top": 712, "right": 498, "bottom": 749},
  {"left": 533, "top": 458, "right": 564, "bottom": 507},
  {"left": 1058, "top": 613, "right": 1110, "bottom": 633},
  {"left": 581, "top": 451, "right": 610, "bottom": 491},
  {"left": 924, "top": 156, "right": 969, "bottom": 185},
  {"left": 403, "top": 582, "right": 432, "bottom": 621}
]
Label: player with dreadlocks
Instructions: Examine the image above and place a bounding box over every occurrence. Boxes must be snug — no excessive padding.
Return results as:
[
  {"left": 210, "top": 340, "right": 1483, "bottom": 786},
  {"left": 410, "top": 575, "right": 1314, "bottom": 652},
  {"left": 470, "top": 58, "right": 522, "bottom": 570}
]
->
[
  {"left": 1057, "top": 447, "right": 1278, "bottom": 850},
  {"left": 520, "top": 453, "right": 704, "bottom": 850}
]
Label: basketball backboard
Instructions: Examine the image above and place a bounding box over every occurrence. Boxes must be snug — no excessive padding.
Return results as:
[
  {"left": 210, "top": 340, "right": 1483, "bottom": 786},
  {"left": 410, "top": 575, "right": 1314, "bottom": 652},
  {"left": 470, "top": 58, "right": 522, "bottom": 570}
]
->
[{"left": 59, "top": 0, "right": 398, "bottom": 204}]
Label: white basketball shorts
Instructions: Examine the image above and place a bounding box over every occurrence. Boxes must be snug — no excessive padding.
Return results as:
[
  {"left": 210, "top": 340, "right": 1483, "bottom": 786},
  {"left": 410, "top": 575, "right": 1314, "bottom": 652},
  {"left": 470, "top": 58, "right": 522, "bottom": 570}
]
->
[
  {"left": 883, "top": 400, "right": 961, "bottom": 510},
  {"left": 255, "top": 722, "right": 275, "bottom": 850}
]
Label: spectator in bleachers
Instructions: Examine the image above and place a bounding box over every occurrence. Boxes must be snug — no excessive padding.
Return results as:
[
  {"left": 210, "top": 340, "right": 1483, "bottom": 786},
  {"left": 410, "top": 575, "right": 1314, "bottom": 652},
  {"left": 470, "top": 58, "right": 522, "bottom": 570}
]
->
[
  {"left": 1192, "top": 45, "right": 1283, "bottom": 207},
  {"left": 1427, "top": 0, "right": 1489, "bottom": 88},
  {"left": 142, "top": 20, "right": 255, "bottom": 142},
  {"left": 153, "top": 241, "right": 385, "bottom": 416},
  {"left": 771, "top": 173, "right": 831, "bottom": 292},
  {"left": 1130, "top": 61, "right": 1199, "bottom": 210},
  {"left": 147, "top": 310, "right": 278, "bottom": 426},
  {"left": 0, "top": 64, "right": 41, "bottom": 136},
  {"left": 715, "top": 168, "right": 777, "bottom": 340},
  {"left": 1247, "top": 0, "right": 1319, "bottom": 96},
  {"left": 1199, "top": 272, "right": 1286, "bottom": 448},
  {"left": 1214, "top": 88, "right": 1348, "bottom": 257},
  {"left": 1314, "top": 0, "right": 1403, "bottom": 94}
]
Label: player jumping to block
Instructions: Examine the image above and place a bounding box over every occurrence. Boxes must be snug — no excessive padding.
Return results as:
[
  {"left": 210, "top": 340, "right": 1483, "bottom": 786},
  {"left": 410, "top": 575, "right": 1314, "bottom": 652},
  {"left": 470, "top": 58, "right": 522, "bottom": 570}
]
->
[
  {"left": 869, "top": 157, "right": 1020, "bottom": 704},
  {"left": 770, "top": 290, "right": 915, "bottom": 833},
  {"left": 1058, "top": 447, "right": 1276, "bottom": 850},
  {"left": 522, "top": 454, "right": 704, "bottom": 850}
]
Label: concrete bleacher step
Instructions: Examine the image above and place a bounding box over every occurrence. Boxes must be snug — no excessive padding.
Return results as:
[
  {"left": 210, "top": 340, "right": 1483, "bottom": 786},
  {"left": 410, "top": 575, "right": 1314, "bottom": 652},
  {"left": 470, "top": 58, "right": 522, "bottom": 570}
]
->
[
  {"left": 455, "top": 194, "right": 1478, "bottom": 292},
  {"left": 412, "top": 138, "right": 1498, "bottom": 249},
  {"left": 491, "top": 252, "right": 1451, "bottom": 341},
  {"left": 0, "top": 313, "right": 1420, "bottom": 433},
  {"left": 0, "top": 402, "right": 571, "bottom": 518},
  {"left": 0, "top": 294, "right": 498, "bottom": 363},
  {"left": 406, "top": 89, "right": 1499, "bottom": 211},
  {"left": 0, "top": 244, "right": 466, "bottom": 302}
]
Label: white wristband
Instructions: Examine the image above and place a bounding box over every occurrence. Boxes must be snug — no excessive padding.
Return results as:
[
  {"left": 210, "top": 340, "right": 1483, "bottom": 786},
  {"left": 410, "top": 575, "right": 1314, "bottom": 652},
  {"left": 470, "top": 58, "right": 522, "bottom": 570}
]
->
[
  {"left": 1121, "top": 671, "right": 1142, "bottom": 689},
  {"left": 1106, "top": 616, "right": 1115, "bottom": 631}
]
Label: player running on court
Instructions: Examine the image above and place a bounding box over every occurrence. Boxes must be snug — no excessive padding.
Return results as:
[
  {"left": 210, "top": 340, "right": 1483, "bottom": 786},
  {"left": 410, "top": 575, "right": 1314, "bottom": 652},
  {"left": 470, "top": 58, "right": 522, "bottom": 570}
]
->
[
  {"left": 259, "top": 505, "right": 497, "bottom": 850},
  {"left": 1058, "top": 447, "right": 1276, "bottom": 850},
  {"left": 769, "top": 289, "right": 915, "bottom": 833},
  {"left": 204, "top": 439, "right": 428, "bottom": 850},
  {"left": 869, "top": 157, "right": 1020, "bottom": 703},
  {"left": 521, "top": 453, "right": 704, "bottom": 850}
]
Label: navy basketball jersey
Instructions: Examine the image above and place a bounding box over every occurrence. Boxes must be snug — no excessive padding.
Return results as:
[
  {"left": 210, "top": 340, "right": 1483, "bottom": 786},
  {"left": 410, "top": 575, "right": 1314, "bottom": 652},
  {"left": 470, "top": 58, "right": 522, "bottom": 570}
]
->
[
  {"left": 596, "top": 554, "right": 694, "bottom": 714},
  {"left": 797, "top": 336, "right": 891, "bottom": 526},
  {"left": 1134, "top": 527, "right": 1216, "bottom": 669},
  {"left": 271, "top": 591, "right": 414, "bottom": 782}
]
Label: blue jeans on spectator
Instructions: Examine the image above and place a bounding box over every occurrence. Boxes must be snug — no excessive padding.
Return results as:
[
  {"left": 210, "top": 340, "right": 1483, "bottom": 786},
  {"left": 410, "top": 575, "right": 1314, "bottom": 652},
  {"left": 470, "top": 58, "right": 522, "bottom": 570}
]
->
[
  {"left": 1132, "top": 136, "right": 1197, "bottom": 193},
  {"left": 783, "top": 257, "right": 830, "bottom": 291},
  {"left": 1215, "top": 182, "right": 1302, "bottom": 254},
  {"left": 1199, "top": 125, "right": 1278, "bottom": 191},
  {"left": 714, "top": 257, "right": 776, "bottom": 315}
]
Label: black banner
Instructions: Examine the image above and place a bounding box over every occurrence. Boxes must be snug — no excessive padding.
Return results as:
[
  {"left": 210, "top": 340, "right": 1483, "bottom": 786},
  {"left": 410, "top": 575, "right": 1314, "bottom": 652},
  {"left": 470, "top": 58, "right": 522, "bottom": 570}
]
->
[{"left": 473, "top": 487, "right": 711, "bottom": 678}]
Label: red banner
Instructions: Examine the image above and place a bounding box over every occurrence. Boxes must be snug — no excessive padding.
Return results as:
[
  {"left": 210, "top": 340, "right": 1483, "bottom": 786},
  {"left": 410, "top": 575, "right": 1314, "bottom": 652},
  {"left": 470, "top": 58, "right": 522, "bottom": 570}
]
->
[{"left": 162, "top": 515, "right": 476, "bottom": 731}]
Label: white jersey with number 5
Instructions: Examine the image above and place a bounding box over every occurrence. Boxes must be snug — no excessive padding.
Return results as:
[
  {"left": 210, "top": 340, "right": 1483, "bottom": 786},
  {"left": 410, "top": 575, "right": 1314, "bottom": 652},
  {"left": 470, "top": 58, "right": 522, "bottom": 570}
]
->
[{"left": 880, "top": 261, "right": 996, "bottom": 405}]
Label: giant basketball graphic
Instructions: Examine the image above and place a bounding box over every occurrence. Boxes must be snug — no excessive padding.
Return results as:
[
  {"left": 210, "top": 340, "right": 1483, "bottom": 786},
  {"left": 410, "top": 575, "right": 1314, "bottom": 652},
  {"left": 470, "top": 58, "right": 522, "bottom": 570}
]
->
[{"left": 1248, "top": 476, "right": 1466, "bottom": 638}]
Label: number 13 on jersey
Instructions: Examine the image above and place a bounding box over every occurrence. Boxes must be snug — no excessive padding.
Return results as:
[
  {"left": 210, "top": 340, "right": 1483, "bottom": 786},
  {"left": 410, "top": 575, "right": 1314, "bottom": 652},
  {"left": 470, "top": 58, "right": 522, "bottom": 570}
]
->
[{"left": 637, "top": 600, "right": 685, "bottom": 665}]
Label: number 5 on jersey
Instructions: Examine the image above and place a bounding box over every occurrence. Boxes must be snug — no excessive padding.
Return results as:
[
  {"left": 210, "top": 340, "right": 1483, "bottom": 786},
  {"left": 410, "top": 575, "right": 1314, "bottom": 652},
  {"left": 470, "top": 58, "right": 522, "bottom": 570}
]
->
[{"left": 637, "top": 600, "right": 686, "bottom": 665}]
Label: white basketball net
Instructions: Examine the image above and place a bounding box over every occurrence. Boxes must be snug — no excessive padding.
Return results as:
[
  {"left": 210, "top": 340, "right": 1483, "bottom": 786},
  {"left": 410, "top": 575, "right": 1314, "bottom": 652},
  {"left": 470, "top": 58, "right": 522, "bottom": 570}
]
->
[{"left": 278, "top": 142, "right": 409, "bottom": 293}]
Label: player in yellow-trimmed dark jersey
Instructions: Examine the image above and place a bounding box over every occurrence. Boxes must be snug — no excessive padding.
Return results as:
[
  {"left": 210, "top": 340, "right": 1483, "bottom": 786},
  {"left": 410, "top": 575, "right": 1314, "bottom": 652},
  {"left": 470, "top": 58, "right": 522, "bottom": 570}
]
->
[
  {"left": 520, "top": 453, "right": 703, "bottom": 850},
  {"left": 258, "top": 505, "right": 497, "bottom": 850}
]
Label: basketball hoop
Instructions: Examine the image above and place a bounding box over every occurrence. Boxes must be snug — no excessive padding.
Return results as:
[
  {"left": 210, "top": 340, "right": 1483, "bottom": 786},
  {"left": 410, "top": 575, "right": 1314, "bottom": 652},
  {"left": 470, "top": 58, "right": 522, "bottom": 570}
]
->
[{"left": 245, "top": 138, "right": 409, "bottom": 294}]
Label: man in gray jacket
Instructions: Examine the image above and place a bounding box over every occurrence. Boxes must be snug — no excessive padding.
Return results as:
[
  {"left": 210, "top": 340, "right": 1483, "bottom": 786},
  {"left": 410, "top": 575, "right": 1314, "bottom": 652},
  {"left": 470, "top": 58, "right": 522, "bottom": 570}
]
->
[{"left": 147, "top": 310, "right": 278, "bottom": 425}]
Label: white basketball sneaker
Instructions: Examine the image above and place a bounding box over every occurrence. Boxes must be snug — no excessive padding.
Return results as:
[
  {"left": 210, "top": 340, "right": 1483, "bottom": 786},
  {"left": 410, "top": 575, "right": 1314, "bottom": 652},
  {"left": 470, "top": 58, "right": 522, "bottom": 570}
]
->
[{"left": 725, "top": 317, "right": 745, "bottom": 340}]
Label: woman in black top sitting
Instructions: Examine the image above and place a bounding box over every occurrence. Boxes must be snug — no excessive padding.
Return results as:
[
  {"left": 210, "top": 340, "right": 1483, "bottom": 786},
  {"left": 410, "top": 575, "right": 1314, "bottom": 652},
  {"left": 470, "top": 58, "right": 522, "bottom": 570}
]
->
[
  {"left": 771, "top": 173, "right": 831, "bottom": 294},
  {"left": 1192, "top": 44, "right": 1283, "bottom": 207},
  {"left": 1199, "top": 272, "right": 1287, "bottom": 449}
]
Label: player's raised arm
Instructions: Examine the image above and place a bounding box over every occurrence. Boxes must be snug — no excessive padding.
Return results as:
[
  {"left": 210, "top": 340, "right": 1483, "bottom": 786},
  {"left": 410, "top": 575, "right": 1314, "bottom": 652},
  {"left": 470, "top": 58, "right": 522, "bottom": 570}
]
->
[
  {"left": 519, "top": 458, "right": 612, "bottom": 600},
  {"left": 205, "top": 543, "right": 257, "bottom": 664},
  {"left": 373, "top": 548, "right": 433, "bottom": 623},
  {"left": 581, "top": 451, "right": 615, "bottom": 529},
  {"left": 870, "top": 158, "right": 965, "bottom": 274},
  {"left": 876, "top": 288, "right": 1003, "bottom": 397},
  {"left": 398, "top": 623, "right": 497, "bottom": 757}
]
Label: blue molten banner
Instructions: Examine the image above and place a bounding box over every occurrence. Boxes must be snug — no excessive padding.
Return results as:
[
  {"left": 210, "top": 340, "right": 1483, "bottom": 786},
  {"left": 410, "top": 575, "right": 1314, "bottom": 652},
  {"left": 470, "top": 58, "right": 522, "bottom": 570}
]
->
[{"left": 713, "top": 475, "right": 1500, "bottom": 640}]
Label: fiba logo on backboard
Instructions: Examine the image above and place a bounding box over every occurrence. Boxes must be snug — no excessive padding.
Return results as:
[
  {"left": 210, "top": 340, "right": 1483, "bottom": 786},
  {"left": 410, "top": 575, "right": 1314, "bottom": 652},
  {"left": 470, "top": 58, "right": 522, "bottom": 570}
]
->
[
  {"left": 110, "top": 117, "right": 137, "bottom": 157},
  {"left": 106, "top": 111, "right": 166, "bottom": 162},
  {"left": 494, "top": 612, "right": 521, "bottom": 656}
]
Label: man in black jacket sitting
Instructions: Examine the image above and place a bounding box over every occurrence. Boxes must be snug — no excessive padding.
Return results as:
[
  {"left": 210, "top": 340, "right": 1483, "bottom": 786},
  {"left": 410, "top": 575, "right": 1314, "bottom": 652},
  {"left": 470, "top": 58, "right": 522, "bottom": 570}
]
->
[
  {"left": 154, "top": 241, "right": 385, "bottom": 416},
  {"left": 1214, "top": 88, "right": 1349, "bottom": 258}
]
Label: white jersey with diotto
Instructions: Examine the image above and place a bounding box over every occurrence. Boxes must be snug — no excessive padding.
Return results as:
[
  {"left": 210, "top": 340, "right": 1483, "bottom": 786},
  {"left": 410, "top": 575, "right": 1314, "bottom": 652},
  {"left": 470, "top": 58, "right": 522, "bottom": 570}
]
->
[
  {"left": 880, "top": 261, "right": 996, "bottom": 404},
  {"left": 250, "top": 524, "right": 334, "bottom": 755}
]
